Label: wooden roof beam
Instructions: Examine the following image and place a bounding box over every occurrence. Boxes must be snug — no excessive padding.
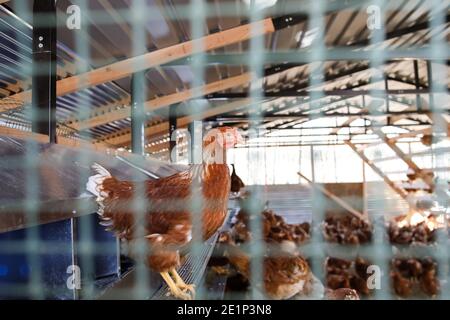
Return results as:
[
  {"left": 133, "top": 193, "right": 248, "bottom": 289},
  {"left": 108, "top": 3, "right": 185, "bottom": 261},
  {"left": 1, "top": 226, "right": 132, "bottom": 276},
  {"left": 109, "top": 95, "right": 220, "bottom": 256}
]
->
[
  {"left": 0, "top": 126, "right": 117, "bottom": 154},
  {"left": 69, "top": 73, "right": 252, "bottom": 130},
  {"left": 345, "top": 140, "right": 408, "bottom": 199},
  {"left": 330, "top": 114, "right": 364, "bottom": 135},
  {"left": 96, "top": 98, "right": 254, "bottom": 146},
  {"left": 389, "top": 128, "right": 432, "bottom": 141},
  {"left": 3, "top": 15, "right": 307, "bottom": 110},
  {"left": 298, "top": 171, "right": 368, "bottom": 222},
  {"left": 388, "top": 113, "right": 449, "bottom": 141},
  {"left": 374, "top": 129, "right": 434, "bottom": 189}
]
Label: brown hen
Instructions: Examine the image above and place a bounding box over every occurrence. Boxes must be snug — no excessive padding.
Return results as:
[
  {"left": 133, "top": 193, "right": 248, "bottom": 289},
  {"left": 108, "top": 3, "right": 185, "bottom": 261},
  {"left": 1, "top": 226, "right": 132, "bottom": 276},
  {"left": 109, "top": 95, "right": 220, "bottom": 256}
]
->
[
  {"left": 86, "top": 127, "right": 242, "bottom": 300},
  {"left": 222, "top": 208, "right": 311, "bottom": 299},
  {"left": 225, "top": 239, "right": 311, "bottom": 300}
]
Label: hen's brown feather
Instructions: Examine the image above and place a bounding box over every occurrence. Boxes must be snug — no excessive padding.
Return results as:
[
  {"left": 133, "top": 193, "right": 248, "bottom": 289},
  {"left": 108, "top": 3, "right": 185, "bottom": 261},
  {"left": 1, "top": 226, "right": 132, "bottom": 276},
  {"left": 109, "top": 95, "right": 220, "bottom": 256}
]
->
[
  {"left": 98, "top": 164, "right": 230, "bottom": 272},
  {"left": 221, "top": 209, "right": 311, "bottom": 299},
  {"left": 226, "top": 243, "right": 310, "bottom": 299}
]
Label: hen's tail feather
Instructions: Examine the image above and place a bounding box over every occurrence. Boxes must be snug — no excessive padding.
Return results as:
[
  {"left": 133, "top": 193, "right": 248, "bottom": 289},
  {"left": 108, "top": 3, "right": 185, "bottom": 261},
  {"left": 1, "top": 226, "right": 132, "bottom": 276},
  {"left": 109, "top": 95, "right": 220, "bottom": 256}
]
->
[
  {"left": 86, "top": 163, "right": 112, "bottom": 217},
  {"left": 99, "top": 220, "right": 113, "bottom": 227},
  {"left": 92, "top": 162, "right": 111, "bottom": 177}
]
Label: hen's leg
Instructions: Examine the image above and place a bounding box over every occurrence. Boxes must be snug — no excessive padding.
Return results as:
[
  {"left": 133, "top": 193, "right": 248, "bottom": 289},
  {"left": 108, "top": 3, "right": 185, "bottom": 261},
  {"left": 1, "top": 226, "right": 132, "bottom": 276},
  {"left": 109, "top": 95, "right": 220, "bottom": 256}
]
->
[
  {"left": 160, "top": 272, "right": 192, "bottom": 300},
  {"left": 169, "top": 268, "right": 196, "bottom": 299}
]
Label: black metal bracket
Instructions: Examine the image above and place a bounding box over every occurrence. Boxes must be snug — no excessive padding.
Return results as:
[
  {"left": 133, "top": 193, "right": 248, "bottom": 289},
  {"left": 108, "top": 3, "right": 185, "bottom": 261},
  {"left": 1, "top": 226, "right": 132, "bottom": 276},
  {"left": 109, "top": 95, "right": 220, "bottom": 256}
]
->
[
  {"left": 413, "top": 60, "right": 422, "bottom": 111},
  {"left": 271, "top": 14, "right": 308, "bottom": 31},
  {"left": 31, "top": 0, "right": 57, "bottom": 143},
  {"left": 264, "top": 62, "right": 304, "bottom": 77},
  {"left": 205, "top": 88, "right": 443, "bottom": 99}
]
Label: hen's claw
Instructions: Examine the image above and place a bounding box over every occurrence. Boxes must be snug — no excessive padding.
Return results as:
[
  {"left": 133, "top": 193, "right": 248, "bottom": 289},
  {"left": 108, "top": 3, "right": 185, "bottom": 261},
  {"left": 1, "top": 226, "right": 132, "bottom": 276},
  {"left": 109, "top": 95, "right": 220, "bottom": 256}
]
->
[
  {"left": 160, "top": 271, "right": 195, "bottom": 300},
  {"left": 180, "top": 284, "right": 196, "bottom": 297},
  {"left": 170, "top": 268, "right": 196, "bottom": 299},
  {"left": 165, "top": 288, "right": 192, "bottom": 300}
]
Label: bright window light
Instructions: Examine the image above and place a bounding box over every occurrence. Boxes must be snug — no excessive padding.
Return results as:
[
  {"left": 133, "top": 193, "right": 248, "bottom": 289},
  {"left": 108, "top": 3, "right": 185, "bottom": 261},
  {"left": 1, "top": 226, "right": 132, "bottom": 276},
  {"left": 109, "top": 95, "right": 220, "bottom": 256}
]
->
[
  {"left": 243, "top": 0, "right": 278, "bottom": 10},
  {"left": 295, "top": 28, "right": 319, "bottom": 48}
]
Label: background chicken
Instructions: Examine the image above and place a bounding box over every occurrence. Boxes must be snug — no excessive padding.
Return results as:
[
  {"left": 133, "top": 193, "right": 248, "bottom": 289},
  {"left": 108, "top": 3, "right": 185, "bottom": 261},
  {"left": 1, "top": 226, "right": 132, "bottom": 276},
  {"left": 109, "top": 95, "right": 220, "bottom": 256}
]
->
[
  {"left": 390, "top": 258, "right": 439, "bottom": 298},
  {"left": 230, "top": 164, "right": 245, "bottom": 196},
  {"left": 322, "top": 215, "right": 372, "bottom": 245},
  {"left": 223, "top": 236, "right": 311, "bottom": 300},
  {"left": 325, "top": 288, "right": 360, "bottom": 300},
  {"left": 325, "top": 257, "right": 372, "bottom": 296},
  {"left": 86, "top": 127, "right": 242, "bottom": 300},
  {"left": 217, "top": 206, "right": 313, "bottom": 299},
  {"left": 231, "top": 208, "right": 311, "bottom": 245}
]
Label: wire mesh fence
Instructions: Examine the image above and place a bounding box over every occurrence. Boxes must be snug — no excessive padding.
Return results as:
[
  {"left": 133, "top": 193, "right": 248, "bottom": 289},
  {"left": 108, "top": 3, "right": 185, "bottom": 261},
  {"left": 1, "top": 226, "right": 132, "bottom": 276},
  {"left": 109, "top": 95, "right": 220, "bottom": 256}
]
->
[{"left": 0, "top": 0, "right": 448, "bottom": 300}]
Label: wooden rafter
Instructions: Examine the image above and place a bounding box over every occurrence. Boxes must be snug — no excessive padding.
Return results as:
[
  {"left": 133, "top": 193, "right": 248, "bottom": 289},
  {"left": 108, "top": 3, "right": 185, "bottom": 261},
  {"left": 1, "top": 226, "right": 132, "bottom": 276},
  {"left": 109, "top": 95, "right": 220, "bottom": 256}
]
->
[
  {"left": 98, "top": 121, "right": 168, "bottom": 147},
  {"left": 377, "top": 133, "right": 422, "bottom": 176},
  {"left": 70, "top": 73, "right": 252, "bottom": 130},
  {"left": 345, "top": 140, "right": 408, "bottom": 199},
  {"left": 387, "top": 115, "right": 449, "bottom": 142},
  {"left": 0, "top": 126, "right": 117, "bottom": 154},
  {"left": 329, "top": 88, "right": 429, "bottom": 136},
  {"left": 389, "top": 128, "right": 432, "bottom": 141},
  {"left": 330, "top": 115, "right": 361, "bottom": 135},
  {"left": 96, "top": 98, "right": 254, "bottom": 146},
  {"left": 297, "top": 171, "right": 368, "bottom": 222},
  {"left": 374, "top": 130, "right": 441, "bottom": 192},
  {"left": 3, "top": 18, "right": 275, "bottom": 111}
]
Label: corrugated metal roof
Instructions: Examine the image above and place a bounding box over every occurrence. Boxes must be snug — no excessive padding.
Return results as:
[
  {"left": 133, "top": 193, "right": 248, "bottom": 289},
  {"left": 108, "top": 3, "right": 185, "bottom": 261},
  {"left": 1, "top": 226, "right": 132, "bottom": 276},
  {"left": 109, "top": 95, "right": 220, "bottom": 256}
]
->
[{"left": 0, "top": 0, "right": 447, "bottom": 149}]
